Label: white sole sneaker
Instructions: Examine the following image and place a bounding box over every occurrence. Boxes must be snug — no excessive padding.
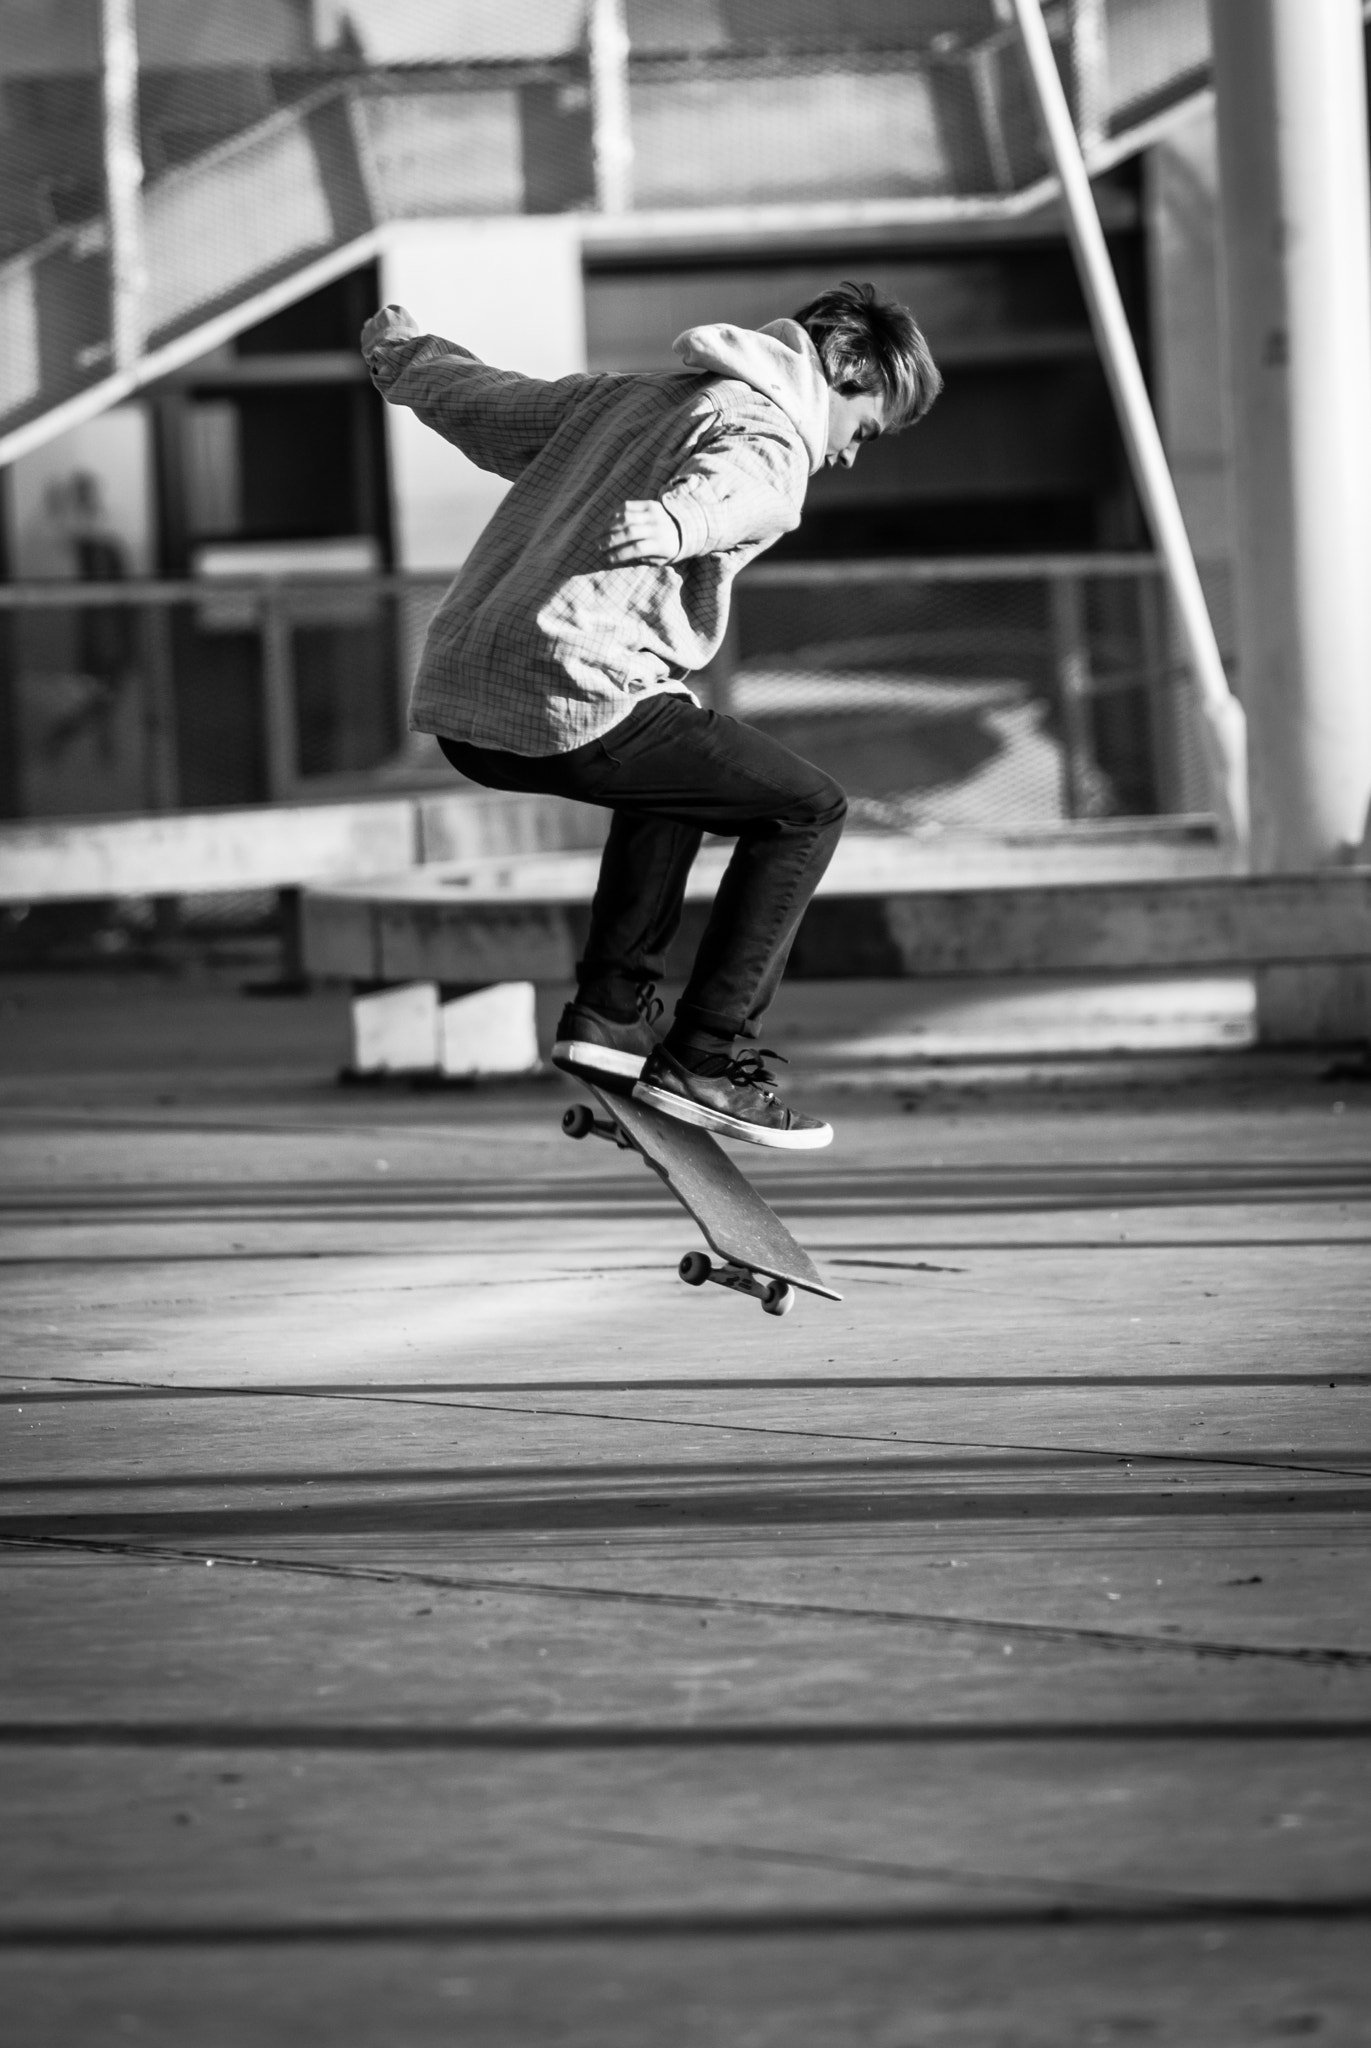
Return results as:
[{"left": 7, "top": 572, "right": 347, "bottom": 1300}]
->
[
  {"left": 551, "top": 1039, "right": 646, "bottom": 1081},
  {"left": 633, "top": 1079, "right": 833, "bottom": 1150}
]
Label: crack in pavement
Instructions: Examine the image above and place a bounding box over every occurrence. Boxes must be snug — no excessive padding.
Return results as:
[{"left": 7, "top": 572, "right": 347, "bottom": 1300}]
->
[
  {"left": 2, "top": 1532, "right": 1367, "bottom": 1668},
  {"left": 7, "top": 1375, "right": 1367, "bottom": 1486}
]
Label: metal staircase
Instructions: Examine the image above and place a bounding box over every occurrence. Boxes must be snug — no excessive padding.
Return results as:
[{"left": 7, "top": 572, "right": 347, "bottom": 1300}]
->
[{"left": 0, "top": 0, "right": 1251, "bottom": 468}]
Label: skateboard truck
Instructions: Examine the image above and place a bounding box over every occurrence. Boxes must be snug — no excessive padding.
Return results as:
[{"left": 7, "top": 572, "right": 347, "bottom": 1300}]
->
[
  {"left": 561, "top": 1101, "right": 797, "bottom": 1317},
  {"left": 561, "top": 1102, "right": 633, "bottom": 1149},
  {"left": 678, "top": 1249, "right": 795, "bottom": 1317}
]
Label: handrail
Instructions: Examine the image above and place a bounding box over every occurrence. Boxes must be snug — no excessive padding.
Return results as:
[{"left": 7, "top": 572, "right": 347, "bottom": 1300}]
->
[
  {"left": 0, "top": 574, "right": 443, "bottom": 609},
  {"left": 741, "top": 554, "right": 1164, "bottom": 586},
  {"left": 0, "top": 555, "right": 1166, "bottom": 609}
]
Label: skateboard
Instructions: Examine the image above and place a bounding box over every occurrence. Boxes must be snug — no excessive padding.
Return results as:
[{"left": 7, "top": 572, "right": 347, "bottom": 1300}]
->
[{"left": 560, "top": 1079, "right": 842, "bottom": 1316}]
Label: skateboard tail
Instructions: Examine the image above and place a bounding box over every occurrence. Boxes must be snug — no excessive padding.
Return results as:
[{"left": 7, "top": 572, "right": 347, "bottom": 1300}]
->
[{"left": 634, "top": 1143, "right": 843, "bottom": 1301}]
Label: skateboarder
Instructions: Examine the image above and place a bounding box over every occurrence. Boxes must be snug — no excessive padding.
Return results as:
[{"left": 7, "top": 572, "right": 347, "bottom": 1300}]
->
[{"left": 362, "top": 282, "right": 940, "bottom": 1148}]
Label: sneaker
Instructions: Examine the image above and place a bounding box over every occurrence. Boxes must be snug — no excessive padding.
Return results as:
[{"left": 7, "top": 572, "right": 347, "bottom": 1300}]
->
[
  {"left": 633, "top": 1043, "right": 833, "bottom": 1150},
  {"left": 551, "top": 982, "right": 665, "bottom": 1087}
]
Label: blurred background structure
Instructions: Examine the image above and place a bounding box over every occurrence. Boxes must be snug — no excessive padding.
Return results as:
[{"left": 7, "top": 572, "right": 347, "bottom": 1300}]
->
[{"left": 0, "top": 0, "right": 1369, "bottom": 1039}]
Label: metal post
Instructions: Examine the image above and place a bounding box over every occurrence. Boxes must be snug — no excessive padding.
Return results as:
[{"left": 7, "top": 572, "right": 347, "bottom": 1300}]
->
[
  {"left": 140, "top": 599, "right": 180, "bottom": 812},
  {"left": 1010, "top": 0, "right": 1249, "bottom": 849},
  {"left": 259, "top": 595, "right": 300, "bottom": 801},
  {"left": 1048, "top": 573, "right": 1098, "bottom": 819},
  {"left": 101, "top": 0, "right": 146, "bottom": 375},
  {"left": 1209, "top": 0, "right": 1371, "bottom": 876},
  {"left": 588, "top": 0, "right": 633, "bottom": 214}
]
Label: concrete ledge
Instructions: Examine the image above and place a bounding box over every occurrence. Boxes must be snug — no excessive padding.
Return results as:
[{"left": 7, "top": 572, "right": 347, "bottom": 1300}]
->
[
  {"left": 300, "top": 853, "right": 1371, "bottom": 985},
  {"left": 878, "top": 872, "right": 1371, "bottom": 975},
  {"left": 0, "top": 790, "right": 608, "bottom": 904}
]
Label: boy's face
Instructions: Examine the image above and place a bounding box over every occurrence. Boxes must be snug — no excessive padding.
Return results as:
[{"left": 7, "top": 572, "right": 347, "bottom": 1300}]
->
[{"left": 824, "top": 387, "right": 886, "bottom": 468}]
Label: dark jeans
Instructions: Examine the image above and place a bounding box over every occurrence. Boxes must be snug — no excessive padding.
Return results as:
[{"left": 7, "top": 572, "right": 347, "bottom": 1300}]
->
[{"left": 438, "top": 694, "right": 846, "bottom": 1042}]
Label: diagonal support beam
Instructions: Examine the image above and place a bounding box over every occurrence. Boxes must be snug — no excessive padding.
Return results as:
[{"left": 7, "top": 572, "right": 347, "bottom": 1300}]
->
[{"left": 1010, "top": 0, "right": 1249, "bottom": 852}]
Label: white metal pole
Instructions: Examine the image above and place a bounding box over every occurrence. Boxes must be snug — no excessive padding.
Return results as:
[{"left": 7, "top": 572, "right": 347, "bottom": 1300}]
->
[
  {"left": 1010, "top": 0, "right": 1249, "bottom": 849},
  {"left": 1210, "top": 0, "right": 1371, "bottom": 874},
  {"left": 101, "top": 0, "right": 146, "bottom": 375},
  {"left": 588, "top": 0, "right": 633, "bottom": 215}
]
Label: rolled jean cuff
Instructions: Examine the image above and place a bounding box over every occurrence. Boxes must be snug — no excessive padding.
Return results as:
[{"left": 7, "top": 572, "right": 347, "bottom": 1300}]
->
[
  {"left": 575, "top": 966, "right": 644, "bottom": 1016},
  {"left": 671, "top": 997, "right": 747, "bottom": 1042}
]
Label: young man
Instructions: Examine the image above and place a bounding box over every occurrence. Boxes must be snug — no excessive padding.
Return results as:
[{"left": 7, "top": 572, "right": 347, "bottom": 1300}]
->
[{"left": 362, "top": 282, "right": 940, "bottom": 1148}]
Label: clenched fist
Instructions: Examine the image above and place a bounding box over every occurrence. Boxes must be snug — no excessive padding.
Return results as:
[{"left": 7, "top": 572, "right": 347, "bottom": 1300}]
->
[
  {"left": 604, "top": 500, "right": 680, "bottom": 567},
  {"left": 360, "top": 303, "right": 420, "bottom": 356}
]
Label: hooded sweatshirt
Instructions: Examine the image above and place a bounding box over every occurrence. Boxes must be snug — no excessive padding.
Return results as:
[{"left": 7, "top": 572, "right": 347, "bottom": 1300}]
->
[{"left": 366, "top": 318, "right": 830, "bottom": 755}]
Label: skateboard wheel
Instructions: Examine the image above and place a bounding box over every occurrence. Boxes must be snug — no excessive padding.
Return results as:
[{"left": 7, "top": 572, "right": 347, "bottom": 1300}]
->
[
  {"left": 562, "top": 1104, "right": 596, "bottom": 1140},
  {"left": 678, "top": 1251, "right": 712, "bottom": 1287},
  {"left": 761, "top": 1280, "right": 795, "bottom": 1317}
]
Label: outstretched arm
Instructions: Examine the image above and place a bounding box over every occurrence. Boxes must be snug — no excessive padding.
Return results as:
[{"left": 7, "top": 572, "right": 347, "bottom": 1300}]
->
[{"left": 361, "top": 303, "right": 598, "bottom": 483}]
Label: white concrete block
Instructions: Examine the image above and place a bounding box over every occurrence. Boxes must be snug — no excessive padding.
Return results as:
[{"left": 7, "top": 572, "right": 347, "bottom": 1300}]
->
[
  {"left": 351, "top": 981, "right": 440, "bottom": 1073},
  {"left": 439, "top": 981, "right": 540, "bottom": 1077}
]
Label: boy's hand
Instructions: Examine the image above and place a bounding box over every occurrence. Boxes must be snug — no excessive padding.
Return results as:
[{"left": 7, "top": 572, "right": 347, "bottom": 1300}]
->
[
  {"left": 604, "top": 501, "right": 680, "bottom": 566},
  {"left": 360, "top": 303, "right": 420, "bottom": 356}
]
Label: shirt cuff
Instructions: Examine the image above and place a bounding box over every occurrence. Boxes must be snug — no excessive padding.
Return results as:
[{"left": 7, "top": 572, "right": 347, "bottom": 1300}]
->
[
  {"left": 364, "top": 333, "right": 453, "bottom": 384},
  {"left": 659, "top": 490, "right": 713, "bottom": 560}
]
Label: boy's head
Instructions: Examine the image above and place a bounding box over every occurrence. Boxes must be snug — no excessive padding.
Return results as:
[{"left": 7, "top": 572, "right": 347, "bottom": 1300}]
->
[{"left": 793, "top": 280, "right": 942, "bottom": 466}]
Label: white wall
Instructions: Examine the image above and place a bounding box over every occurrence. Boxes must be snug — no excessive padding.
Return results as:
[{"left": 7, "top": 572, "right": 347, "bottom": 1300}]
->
[
  {"left": 378, "top": 217, "right": 588, "bottom": 573},
  {"left": 313, "top": 0, "right": 586, "bottom": 60}
]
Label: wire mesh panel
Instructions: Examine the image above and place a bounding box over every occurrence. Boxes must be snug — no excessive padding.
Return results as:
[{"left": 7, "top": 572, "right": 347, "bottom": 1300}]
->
[
  {"left": 0, "top": 559, "right": 1221, "bottom": 828},
  {"left": 723, "top": 557, "right": 1215, "bottom": 834},
  {"left": 0, "top": 576, "right": 407, "bottom": 818},
  {"left": 0, "top": 0, "right": 111, "bottom": 434},
  {"left": 625, "top": 1, "right": 1044, "bottom": 209},
  {"left": 1102, "top": 0, "right": 1212, "bottom": 133}
]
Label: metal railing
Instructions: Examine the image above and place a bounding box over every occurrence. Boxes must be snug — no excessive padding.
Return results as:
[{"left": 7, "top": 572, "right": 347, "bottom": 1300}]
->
[
  {"left": 0, "top": 568, "right": 449, "bottom": 811},
  {"left": 0, "top": 553, "right": 1222, "bottom": 832}
]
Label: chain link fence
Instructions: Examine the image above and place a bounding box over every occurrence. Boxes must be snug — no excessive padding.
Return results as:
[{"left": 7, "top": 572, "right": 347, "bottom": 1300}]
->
[
  {"left": 718, "top": 554, "right": 1213, "bottom": 833},
  {"left": 0, "top": 571, "right": 414, "bottom": 818},
  {"left": 0, "top": 555, "right": 1214, "bottom": 829}
]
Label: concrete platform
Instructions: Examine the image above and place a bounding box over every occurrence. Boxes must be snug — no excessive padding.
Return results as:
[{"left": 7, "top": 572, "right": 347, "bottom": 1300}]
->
[
  {"left": 297, "top": 835, "right": 1371, "bottom": 1010},
  {"left": 299, "top": 822, "right": 1250, "bottom": 984},
  {"left": 1, "top": 969, "right": 1369, "bottom": 2043}
]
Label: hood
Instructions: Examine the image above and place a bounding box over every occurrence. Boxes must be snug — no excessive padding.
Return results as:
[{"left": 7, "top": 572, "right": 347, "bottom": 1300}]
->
[{"left": 671, "top": 317, "right": 829, "bottom": 474}]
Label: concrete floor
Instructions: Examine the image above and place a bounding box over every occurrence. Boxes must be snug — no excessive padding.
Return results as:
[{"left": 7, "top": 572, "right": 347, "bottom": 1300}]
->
[{"left": 1, "top": 969, "right": 1369, "bottom": 2045}]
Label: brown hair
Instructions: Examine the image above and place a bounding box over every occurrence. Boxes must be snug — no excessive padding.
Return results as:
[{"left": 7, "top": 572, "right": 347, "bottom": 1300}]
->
[{"left": 793, "top": 280, "right": 942, "bottom": 430}]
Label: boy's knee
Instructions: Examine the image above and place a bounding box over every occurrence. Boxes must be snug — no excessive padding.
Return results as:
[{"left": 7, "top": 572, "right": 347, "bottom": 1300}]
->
[
  {"left": 765, "top": 770, "right": 846, "bottom": 836},
  {"left": 808, "top": 777, "right": 847, "bottom": 832}
]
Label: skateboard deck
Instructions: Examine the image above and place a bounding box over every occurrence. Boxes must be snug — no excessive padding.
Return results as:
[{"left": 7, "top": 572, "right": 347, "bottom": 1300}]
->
[{"left": 562, "top": 1079, "right": 841, "bottom": 1314}]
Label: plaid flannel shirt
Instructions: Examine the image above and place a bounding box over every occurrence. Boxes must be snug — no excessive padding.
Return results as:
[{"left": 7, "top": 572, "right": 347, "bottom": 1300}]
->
[{"left": 367, "top": 332, "right": 812, "bottom": 755}]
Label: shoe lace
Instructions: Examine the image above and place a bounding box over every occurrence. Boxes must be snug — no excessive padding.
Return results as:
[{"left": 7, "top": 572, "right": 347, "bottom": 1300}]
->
[
  {"left": 636, "top": 981, "right": 665, "bottom": 1027},
  {"left": 724, "top": 1046, "right": 788, "bottom": 1097}
]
